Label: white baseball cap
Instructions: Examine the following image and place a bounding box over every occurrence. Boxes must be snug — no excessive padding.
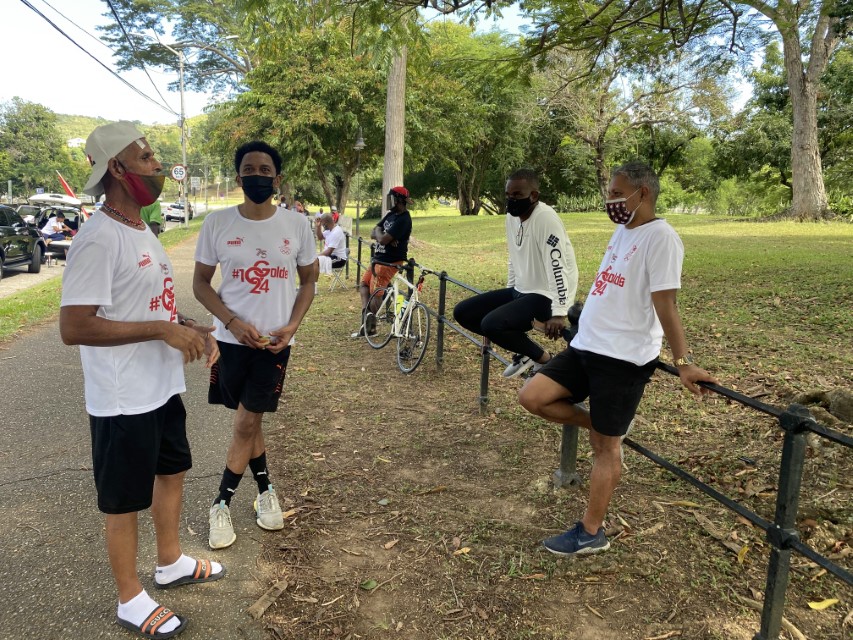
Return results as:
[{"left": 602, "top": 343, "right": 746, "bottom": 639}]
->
[{"left": 83, "top": 121, "right": 147, "bottom": 197}]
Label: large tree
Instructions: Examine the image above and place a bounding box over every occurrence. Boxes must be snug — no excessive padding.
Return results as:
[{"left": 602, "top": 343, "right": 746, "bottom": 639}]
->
[
  {"left": 0, "top": 98, "right": 75, "bottom": 195},
  {"left": 381, "top": 0, "right": 850, "bottom": 220}
]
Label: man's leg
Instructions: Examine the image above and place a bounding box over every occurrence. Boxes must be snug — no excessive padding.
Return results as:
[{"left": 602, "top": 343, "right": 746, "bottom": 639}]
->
[
  {"left": 518, "top": 374, "right": 591, "bottom": 428},
  {"left": 583, "top": 431, "right": 623, "bottom": 534},
  {"left": 227, "top": 404, "right": 265, "bottom": 475},
  {"left": 453, "top": 288, "right": 516, "bottom": 336},
  {"left": 105, "top": 512, "right": 142, "bottom": 603},
  {"left": 480, "top": 292, "right": 553, "bottom": 364},
  {"left": 151, "top": 471, "right": 185, "bottom": 567}
]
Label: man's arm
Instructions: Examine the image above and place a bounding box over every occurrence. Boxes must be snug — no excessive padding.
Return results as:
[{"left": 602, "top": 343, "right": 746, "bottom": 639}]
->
[
  {"left": 651, "top": 289, "right": 719, "bottom": 396},
  {"left": 59, "top": 305, "right": 206, "bottom": 363},
  {"left": 192, "top": 261, "right": 262, "bottom": 349},
  {"left": 539, "top": 220, "right": 578, "bottom": 339},
  {"left": 267, "top": 260, "right": 318, "bottom": 353}
]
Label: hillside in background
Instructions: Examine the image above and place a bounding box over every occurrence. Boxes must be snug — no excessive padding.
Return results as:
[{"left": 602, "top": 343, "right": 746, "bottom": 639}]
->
[{"left": 55, "top": 114, "right": 113, "bottom": 141}]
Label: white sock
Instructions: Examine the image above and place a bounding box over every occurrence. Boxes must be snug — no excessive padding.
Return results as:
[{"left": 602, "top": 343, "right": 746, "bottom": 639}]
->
[
  {"left": 155, "top": 553, "right": 222, "bottom": 586},
  {"left": 117, "top": 589, "right": 180, "bottom": 634}
]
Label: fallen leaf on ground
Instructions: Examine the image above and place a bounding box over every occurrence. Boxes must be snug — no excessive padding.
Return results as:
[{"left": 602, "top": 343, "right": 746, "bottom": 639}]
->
[
  {"left": 807, "top": 598, "right": 838, "bottom": 610},
  {"left": 383, "top": 539, "right": 399, "bottom": 550},
  {"left": 453, "top": 546, "right": 471, "bottom": 556},
  {"left": 359, "top": 579, "right": 378, "bottom": 590}
]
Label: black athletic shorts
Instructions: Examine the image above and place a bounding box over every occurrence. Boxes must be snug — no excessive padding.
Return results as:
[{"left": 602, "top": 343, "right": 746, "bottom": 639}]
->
[
  {"left": 89, "top": 394, "right": 191, "bottom": 515},
  {"left": 209, "top": 341, "right": 291, "bottom": 413},
  {"left": 537, "top": 347, "right": 658, "bottom": 437}
]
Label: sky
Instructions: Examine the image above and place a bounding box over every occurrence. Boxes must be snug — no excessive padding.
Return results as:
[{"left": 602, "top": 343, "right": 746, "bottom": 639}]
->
[
  {"left": 3, "top": 0, "right": 216, "bottom": 124},
  {"left": 4, "top": 1, "right": 748, "bottom": 126}
]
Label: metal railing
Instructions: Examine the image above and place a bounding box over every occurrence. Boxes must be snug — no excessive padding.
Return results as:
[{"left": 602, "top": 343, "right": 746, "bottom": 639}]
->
[{"left": 346, "top": 234, "right": 851, "bottom": 640}]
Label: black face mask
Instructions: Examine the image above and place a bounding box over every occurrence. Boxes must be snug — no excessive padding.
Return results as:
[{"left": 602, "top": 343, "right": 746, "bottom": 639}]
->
[
  {"left": 506, "top": 196, "right": 533, "bottom": 217},
  {"left": 241, "top": 175, "right": 275, "bottom": 204}
]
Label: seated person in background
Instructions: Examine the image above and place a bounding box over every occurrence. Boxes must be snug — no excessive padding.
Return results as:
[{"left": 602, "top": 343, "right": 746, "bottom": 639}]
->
[
  {"left": 331, "top": 206, "right": 340, "bottom": 223},
  {"left": 316, "top": 213, "right": 347, "bottom": 274},
  {"left": 140, "top": 201, "right": 163, "bottom": 237},
  {"left": 454, "top": 168, "right": 578, "bottom": 378},
  {"left": 41, "top": 213, "right": 72, "bottom": 243}
]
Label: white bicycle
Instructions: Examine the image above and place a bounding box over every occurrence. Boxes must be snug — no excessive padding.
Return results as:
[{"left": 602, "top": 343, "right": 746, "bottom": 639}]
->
[{"left": 364, "top": 262, "right": 432, "bottom": 374}]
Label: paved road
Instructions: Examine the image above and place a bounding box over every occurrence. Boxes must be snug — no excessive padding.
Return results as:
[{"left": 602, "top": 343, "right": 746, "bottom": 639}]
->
[
  {"left": 0, "top": 216, "right": 205, "bottom": 300},
  {"left": 0, "top": 233, "right": 270, "bottom": 640}
]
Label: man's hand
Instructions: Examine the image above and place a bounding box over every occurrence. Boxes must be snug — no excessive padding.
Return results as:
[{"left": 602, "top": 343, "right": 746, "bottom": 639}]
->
[
  {"left": 678, "top": 364, "right": 719, "bottom": 398},
  {"left": 267, "top": 325, "right": 297, "bottom": 353},
  {"left": 228, "top": 317, "right": 268, "bottom": 349},
  {"left": 188, "top": 323, "right": 220, "bottom": 367},
  {"left": 541, "top": 315, "right": 568, "bottom": 340},
  {"left": 164, "top": 323, "right": 207, "bottom": 363}
]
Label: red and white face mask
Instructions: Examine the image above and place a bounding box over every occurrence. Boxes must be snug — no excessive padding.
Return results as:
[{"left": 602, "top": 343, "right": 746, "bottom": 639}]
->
[{"left": 605, "top": 188, "right": 640, "bottom": 225}]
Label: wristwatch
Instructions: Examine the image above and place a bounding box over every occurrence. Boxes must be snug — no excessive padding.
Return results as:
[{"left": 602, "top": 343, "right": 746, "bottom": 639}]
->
[{"left": 674, "top": 354, "right": 695, "bottom": 367}]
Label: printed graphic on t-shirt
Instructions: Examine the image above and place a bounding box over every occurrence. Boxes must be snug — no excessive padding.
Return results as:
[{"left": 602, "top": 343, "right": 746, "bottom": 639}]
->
[
  {"left": 149, "top": 275, "right": 177, "bottom": 322},
  {"left": 232, "top": 259, "right": 289, "bottom": 295}
]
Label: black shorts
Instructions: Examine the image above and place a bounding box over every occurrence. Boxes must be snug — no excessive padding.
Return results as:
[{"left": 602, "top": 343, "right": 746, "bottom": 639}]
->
[
  {"left": 537, "top": 347, "right": 658, "bottom": 437},
  {"left": 89, "top": 395, "right": 191, "bottom": 515},
  {"left": 209, "top": 341, "right": 291, "bottom": 413}
]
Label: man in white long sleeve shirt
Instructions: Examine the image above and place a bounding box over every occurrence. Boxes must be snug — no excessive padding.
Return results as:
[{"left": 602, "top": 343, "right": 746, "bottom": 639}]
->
[{"left": 453, "top": 168, "right": 578, "bottom": 378}]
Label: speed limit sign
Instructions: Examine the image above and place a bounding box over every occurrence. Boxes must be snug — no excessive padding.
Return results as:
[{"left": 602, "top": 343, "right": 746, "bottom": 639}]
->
[{"left": 171, "top": 164, "right": 187, "bottom": 182}]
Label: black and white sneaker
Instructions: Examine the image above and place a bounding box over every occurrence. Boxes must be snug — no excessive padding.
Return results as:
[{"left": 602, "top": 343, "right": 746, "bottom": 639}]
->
[{"left": 502, "top": 354, "right": 535, "bottom": 378}]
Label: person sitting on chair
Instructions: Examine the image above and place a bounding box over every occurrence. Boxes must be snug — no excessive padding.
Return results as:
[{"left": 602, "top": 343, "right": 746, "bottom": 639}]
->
[
  {"left": 317, "top": 213, "right": 347, "bottom": 271},
  {"left": 41, "top": 213, "right": 72, "bottom": 243}
]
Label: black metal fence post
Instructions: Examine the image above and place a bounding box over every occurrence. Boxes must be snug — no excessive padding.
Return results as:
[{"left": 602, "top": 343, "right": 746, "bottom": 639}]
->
[
  {"left": 479, "top": 338, "right": 491, "bottom": 415},
  {"left": 356, "top": 236, "right": 363, "bottom": 285},
  {"left": 754, "top": 404, "right": 811, "bottom": 640},
  {"left": 436, "top": 272, "right": 447, "bottom": 371},
  {"left": 345, "top": 232, "right": 350, "bottom": 280},
  {"left": 553, "top": 425, "right": 582, "bottom": 488}
]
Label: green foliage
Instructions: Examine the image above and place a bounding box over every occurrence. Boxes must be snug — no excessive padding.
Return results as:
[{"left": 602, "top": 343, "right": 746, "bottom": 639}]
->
[
  {"left": 706, "top": 174, "right": 791, "bottom": 216},
  {"left": 0, "top": 97, "right": 89, "bottom": 195}
]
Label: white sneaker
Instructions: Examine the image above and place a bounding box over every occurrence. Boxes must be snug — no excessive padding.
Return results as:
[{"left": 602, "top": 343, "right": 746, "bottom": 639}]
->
[
  {"left": 502, "top": 354, "right": 535, "bottom": 378},
  {"left": 254, "top": 488, "right": 285, "bottom": 531},
  {"left": 209, "top": 501, "right": 236, "bottom": 550}
]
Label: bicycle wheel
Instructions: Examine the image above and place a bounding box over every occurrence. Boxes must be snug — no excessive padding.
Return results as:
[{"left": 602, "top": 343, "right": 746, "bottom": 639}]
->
[
  {"left": 397, "top": 302, "right": 431, "bottom": 373},
  {"left": 365, "top": 287, "right": 394, "bottom": 349}
]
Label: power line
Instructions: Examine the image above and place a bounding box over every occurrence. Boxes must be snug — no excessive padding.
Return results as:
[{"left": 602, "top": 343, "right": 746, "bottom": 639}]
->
[
  {"left": 17, "top": 0, "right": 178, "bottom": 116},
  {"left": 36, "top": 0, "right": 114, "bottom": 53},
  {"left": 103, "top": 0, "right": 180, "bottom": 116}
]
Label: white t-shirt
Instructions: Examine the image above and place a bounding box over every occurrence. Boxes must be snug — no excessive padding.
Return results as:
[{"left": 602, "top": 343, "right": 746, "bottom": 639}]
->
[
  {"left": 571, "top": 219, "right": 684, "bottom": 366},
  {"left": 195, "top": 206, "right": 317, "bottom": 345},
  {"left": 41, "top": 218, "right": 65, "bottom": 234},
  {"left": 60, "top": 214, "right": 186, "bottom": 416},
  {"left": 505, "top": 202, "right": 578, "bottom": 316},
  {"left": 323, "top": 225, "right": 347, "bottom": 260}
]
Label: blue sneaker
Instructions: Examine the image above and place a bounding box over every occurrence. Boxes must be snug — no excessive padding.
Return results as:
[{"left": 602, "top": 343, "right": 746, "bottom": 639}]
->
[{"left": 543, "top": 522, "right": 610, "bottom": 557}]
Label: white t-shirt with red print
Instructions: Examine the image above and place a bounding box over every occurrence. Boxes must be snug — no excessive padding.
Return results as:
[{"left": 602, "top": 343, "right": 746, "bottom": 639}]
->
[
  {"left": 571, "top": 219, "right": 684, "bottom": 366},
  {"left": 61, "top": 213, "right": 185, "bottom": 416},
  {"left": 195, "top": 206, "right": 317, "bottom": 345}
]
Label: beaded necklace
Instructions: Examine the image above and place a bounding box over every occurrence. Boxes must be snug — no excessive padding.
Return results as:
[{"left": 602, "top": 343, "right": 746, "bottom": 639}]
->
[{"left": 101, "top": 203, "right": 146, "bottom": 230}]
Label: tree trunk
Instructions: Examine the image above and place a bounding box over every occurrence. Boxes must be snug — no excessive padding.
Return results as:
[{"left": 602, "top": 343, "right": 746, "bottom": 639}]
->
[
  {"left": 777, "top": 9, "right": 836, "bottom": 220},
  {"left": 381, "top": 48, "right": 407, "bottom": 218},
  {"left": 315, "top": 164, "right": 336, "bottom": 212},
  {"left": 594, "top": 139, "right": 609, "bottom": 198}
]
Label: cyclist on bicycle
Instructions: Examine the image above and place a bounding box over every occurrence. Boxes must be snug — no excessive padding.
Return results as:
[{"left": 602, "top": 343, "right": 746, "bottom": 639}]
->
[{"left": 352, "top": 186, "right": 413, "bottom": 337}]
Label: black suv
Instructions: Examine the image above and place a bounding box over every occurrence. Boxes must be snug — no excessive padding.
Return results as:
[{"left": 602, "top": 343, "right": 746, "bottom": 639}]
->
[{"left": 0, "top": 205, "right": 47, "bottom": 281}]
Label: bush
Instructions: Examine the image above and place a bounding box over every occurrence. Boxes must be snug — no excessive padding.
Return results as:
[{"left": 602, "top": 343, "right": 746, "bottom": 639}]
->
[
  {"left": 361, "top": 204, "right": 383, "bottom": 220},
  {"left": 554, "top": 193, "right": 601, "bottom": 213},
  {"left": 706, "top": 174, "right": 791, "bottom": 217}
]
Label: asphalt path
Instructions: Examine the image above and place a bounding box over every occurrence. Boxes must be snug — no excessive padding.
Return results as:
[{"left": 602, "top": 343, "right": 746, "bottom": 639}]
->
[{"left": 0, "top": 228, "right": 270, "bottom": 639}]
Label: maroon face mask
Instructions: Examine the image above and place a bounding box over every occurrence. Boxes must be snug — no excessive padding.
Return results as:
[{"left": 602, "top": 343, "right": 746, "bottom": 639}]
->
[
  {"left": 604, "top": 188, "right": 640, "bottom": 225},
  {"left": 118, "top": 161, "right": 165, "bottom": 206}
]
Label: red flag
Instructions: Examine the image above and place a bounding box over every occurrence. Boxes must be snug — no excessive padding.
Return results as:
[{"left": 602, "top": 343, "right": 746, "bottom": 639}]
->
[{"left": 56, "top": 171, "right": 90, "bottom": 220}]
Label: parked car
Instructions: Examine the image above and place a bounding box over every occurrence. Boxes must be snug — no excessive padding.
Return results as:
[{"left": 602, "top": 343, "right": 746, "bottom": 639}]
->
[
  {"left": 163, "top": 201, "right": 194, "bottom": 222},
  {"left": 0, "top": 205, "right": 47, "bottom": 281}
]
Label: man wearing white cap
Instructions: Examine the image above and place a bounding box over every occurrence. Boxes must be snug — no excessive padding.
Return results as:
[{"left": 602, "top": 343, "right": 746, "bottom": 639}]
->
[{"left": 59, "top": 121, "right": 223, "bottom": 638}]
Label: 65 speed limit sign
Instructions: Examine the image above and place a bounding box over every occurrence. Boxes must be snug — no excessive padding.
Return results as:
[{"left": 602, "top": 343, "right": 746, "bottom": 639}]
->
[{"left": 171, "top": 164, "right": 187, "bottom": 182}]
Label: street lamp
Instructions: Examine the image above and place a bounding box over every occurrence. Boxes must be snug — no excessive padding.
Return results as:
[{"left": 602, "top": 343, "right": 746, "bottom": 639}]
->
[{"left": 354, "top": 127, "right": 365, "bottom": 239}]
